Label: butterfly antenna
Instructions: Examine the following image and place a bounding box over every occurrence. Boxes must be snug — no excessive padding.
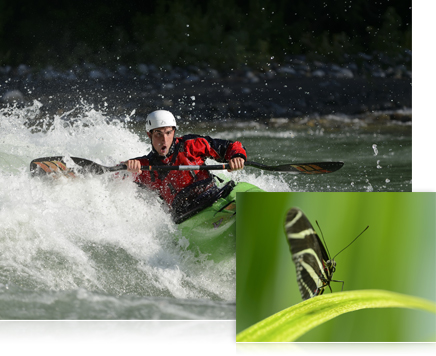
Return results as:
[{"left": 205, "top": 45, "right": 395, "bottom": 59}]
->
[
  {"left": 332, "top": 226, "right": 369, "bottom": 260},
  {"left": 316, "top": 220, "right": 332, "bottom": 260}
]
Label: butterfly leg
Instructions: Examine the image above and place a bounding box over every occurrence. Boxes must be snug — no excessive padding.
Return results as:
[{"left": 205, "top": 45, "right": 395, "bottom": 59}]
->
[{"left": 330, "top": 279, "right": 345, "bottom": 292}]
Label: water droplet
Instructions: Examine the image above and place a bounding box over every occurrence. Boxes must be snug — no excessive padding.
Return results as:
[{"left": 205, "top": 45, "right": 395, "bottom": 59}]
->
[
  {"left": 385, "top": 179, "right": 390, "bottom": 183},
  {"left": 372, "top": 144, "right": 378, "bottom": 156}
]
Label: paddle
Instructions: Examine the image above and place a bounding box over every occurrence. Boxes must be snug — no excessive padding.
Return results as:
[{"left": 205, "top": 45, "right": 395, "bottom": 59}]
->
[{"left": 30, "top": 156, "right": 344, "bottom": 176}]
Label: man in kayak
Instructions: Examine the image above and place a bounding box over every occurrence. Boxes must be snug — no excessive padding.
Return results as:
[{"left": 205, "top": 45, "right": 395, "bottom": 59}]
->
[{"left": 125, "top": 110, "right": 246, "bottom": 222}]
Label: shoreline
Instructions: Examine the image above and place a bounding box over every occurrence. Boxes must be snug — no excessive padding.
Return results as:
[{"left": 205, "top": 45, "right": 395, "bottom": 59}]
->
[{"left": 1, "top": 62, "right": 411, "bottom": 129}]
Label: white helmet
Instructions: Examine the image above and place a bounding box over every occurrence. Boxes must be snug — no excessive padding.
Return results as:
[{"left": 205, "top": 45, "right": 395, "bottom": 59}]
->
[{"left": 146, "top": 110, "right": 177, "bottom": 132}]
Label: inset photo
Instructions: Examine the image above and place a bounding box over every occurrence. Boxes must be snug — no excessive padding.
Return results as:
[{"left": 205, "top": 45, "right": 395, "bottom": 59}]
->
[{"left": 236, "top": 192, "right": 435, "bottom": 342}]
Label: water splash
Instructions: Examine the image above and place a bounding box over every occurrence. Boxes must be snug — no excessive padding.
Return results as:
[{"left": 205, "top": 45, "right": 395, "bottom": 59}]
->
[
  {"left": 365, "top": 179, "right": 374, "bottom": 192},
  {"left": 0, "top": 102, "right": 241, "bottom": 303},
  {"left": 1, "top": 102, "right": 294, "bottom": 306},
  {"left": 372, "top": 144, "right": 378, "bottom": 156}
]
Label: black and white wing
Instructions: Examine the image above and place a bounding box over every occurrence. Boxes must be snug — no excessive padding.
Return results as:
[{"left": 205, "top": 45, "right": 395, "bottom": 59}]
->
[{"left": 284, "top": 208, "right": 330, "bottom": 300}]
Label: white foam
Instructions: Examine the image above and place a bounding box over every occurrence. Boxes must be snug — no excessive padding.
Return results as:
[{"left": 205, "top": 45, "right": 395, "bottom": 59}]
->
[{"left": 2, "top": 103, "right": 272, "bottom": 301}]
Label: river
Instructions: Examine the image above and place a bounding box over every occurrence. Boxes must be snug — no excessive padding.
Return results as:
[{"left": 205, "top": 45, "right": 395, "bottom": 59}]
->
[{"left": 0, "top": 101, "right": 411, "bottom": 320}]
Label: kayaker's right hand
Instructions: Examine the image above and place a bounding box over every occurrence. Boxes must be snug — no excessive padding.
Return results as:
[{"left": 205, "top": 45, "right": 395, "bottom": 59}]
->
[
  {"left": 126, "top": 160, "right": 142, "bottom": 175},
  {"left": 227, "top": 157, "right": 245, "bottom": 172}
]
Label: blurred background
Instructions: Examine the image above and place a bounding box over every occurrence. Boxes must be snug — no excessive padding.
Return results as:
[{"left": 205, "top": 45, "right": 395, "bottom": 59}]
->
[
  {"left": 0, "top": 0, "right": 411, "bottom": 122},
  {"left": 236, "top": 192, "right": 435, "bottom": 341},
  {"left": 0, "top": 0, "right": 411, "bottom": 70}
]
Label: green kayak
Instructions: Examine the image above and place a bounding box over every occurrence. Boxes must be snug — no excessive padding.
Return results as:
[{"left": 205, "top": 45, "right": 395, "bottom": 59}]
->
[
  {"left": 28, "top": 156, "right": 263, "bottom": 262},
  {"left": 177, "top": 182, "right": 264, "bottom": 263}
]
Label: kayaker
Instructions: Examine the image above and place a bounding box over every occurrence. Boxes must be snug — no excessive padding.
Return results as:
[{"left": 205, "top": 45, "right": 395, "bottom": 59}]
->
[{"left": 125, "top": 110, "right": 246, "bottom": 223}]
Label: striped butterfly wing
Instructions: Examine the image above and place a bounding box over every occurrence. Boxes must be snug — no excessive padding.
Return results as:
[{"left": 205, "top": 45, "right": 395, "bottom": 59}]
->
[{"left": 285, "top": 207, "right": 333, "bottom": 300}]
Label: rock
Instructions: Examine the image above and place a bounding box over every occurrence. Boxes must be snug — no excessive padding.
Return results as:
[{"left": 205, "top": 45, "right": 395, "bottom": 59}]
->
[
  {"left": 348, "top": 63, "right": 358, "bottom": 72},
  {"left": 206, "top": 68, "right": 220, "bottom": 79},
  {"left": 117, "top": 65, "right": 129, "bottom": 76},
  {"left": 358, "top": 53, "right": 373, "bottom": 60},
  {"left": 312, "top": 70, "right": 326, "bottom": 78},
  {"left": 277, "top": 66, "right": 297, "bottom": 76},
  {"left": 391, "top": 111, "right": 412, "bottom": 122},
  {"left": 162, "top": 83, "right": 175, "bottom": 90},
  {"left": 269, "top": 102, "right": 288, "bottom": 116},
  {"left": 2, "top": 89, "right": 24, "bottom": 103},
  {"left": 372, "top": 70, "right": 386, "bottom": 78},
  {"left": 262, "top": 70, "right": 276, "bottom": 79},
  {"left": 89, "top": 69, "right": 106, "bottom": 80},
  {"left": 187, "top": 65, "right": 201, "bottom": 74},
  {"left": 148, "top": 64, "right": 158, "bottom": 73},
  {"left": 17, "top": 64, "right": 31, "bottom": 76},
  {"left": 137, "top": 64, "right": 149, "bottom": 74},
  {"left": 64, "top": 70, "right": 78, "bottom": 81},
  {"left": 0, "top": 52, "right": 412, "bottom": 122},
  {"left": 0, "top": 65, "right": 11, "bottom": 75},
  {"left": 295, "top": 63, "right": 310, "bottom": 76},
  {"left": 332, "top": 67, "right": 354, "bottom": 78},
  {"left": 42, "top": 66, "right": 61, "bottom": 80},
  {"left": 184, "top": 75, "right": 200, "bottom": 83},
  {"left": 269, "top": 117, "right": 289, "bottom": 128},
  {"left": 245, "top": 71, "right": 260, "bottom": 83}
]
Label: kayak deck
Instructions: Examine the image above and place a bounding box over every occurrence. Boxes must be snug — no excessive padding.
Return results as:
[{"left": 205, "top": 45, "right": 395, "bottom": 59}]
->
[{"left": 177, "top": 182, "right": 264, "bottom": 263}]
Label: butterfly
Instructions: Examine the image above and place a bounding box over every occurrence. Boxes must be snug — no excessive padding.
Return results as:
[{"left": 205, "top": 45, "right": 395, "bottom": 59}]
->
[{"left": 284, "top": 207, "right": 368, "bottom": 300}]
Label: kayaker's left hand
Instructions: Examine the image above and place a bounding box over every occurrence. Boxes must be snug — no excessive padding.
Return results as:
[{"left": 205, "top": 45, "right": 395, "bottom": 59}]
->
[{"left": 227, "top": 157, "right": 245, "bottom": 172}]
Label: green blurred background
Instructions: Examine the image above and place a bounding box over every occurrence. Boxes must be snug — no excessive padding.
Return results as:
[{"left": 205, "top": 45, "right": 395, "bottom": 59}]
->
[{"left": 236, "top": 192, "right": 436, "bottom": 341}]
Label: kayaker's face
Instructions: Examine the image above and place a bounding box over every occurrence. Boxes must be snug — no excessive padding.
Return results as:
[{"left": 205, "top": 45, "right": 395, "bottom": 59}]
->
[{"left": 148, "top": 126, "right": 175, "bottom": 156}]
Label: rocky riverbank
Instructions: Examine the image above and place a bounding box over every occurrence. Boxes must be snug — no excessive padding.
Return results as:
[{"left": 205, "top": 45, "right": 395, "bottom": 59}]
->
[{"left": 1, "top": 54, "right": 412, "bottom": 128}]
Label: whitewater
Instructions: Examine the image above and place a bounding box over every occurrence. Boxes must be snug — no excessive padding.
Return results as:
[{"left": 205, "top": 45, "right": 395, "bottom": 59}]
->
[{"left": 0, "top": 101, "right": 293, "bottom": 319}]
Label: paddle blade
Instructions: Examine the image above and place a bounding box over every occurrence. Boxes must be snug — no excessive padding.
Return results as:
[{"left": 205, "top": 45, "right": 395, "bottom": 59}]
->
[
  {"left": 30, "top": 156, "right": 108, "bottom": 177},
  {"left": 246, "top": 161, "right": 344, "bottom": 174}
]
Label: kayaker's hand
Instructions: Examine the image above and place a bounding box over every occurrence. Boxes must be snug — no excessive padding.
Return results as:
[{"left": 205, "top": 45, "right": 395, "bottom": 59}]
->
[
  {"left": 126, "top": 160, "right": 142, "bottom": 175},
  {"left": 227, "top": 157, "right": 245, "bottom": 172}
]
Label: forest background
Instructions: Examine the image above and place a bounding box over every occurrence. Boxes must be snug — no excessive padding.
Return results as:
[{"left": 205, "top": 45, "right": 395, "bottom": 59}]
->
[{"left": 0, "top": 0, "right": 411, "bottom": 70}]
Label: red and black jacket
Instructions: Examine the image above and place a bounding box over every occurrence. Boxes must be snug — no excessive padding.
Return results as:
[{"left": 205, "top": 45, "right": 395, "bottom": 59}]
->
[{"left": 130, "top": 134, "right": 246, "bottom": 220}]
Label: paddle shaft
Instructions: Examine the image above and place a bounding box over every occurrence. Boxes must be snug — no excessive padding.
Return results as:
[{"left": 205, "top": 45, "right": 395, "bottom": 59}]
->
[
  {"left": 30, "top": 156, "right": 344, "bottom": 175},
  {"left": 117, "top": 163, "right": 231, "bottom": 172},
  {"left": 122, "top": 161, "right": 342, "bottom": 173}
]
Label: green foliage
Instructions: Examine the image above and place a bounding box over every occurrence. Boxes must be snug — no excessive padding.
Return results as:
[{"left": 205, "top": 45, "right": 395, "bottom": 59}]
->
[
  {"left": 236, "top": 193, "right": 435, "bottom": 341},
  {"left": 237, "top": 290, "right": 436, "bottom": 342},
  {"left": 131, "top": 0, "right": 273, "bottom": 69},
  {"left": 371, "top": 7, "right": 406, "bottom": 57},
  {"left": 0, "top": 0, "right": 412, "bottom": 68},
  {"left": 301, "top": 31, "right": 358, "bottom": 63}
]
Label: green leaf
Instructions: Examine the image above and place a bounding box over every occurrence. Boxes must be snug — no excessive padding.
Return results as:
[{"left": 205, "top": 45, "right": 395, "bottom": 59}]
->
[{"left": 236, "top": 290, "right": 436, "bottom": 342}]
